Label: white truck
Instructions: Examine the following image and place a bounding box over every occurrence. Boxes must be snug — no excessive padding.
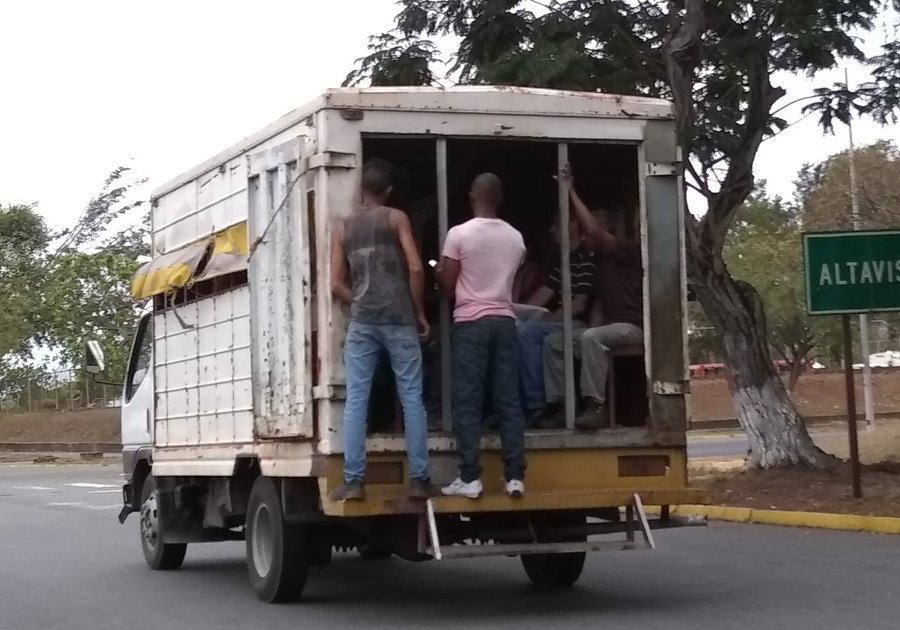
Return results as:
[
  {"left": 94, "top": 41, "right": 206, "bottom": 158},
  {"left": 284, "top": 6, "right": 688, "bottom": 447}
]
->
[{"left": 87, "top": 86, "right": 705, "bottom": 603}]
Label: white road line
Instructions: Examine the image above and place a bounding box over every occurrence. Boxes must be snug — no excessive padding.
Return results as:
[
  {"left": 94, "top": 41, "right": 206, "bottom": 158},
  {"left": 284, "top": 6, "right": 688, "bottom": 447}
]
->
[
  {"left": 65, "top": 482, "right": 118, "bottom": 489},
  {"left": 45, "top": 502, "right": 120, "bottom": 510},
  {"left": 13, "top": 486, "right": 54, "bottom": 491},
  {"left": 88, "top": 489, "right": 121, "bottom": 494}
]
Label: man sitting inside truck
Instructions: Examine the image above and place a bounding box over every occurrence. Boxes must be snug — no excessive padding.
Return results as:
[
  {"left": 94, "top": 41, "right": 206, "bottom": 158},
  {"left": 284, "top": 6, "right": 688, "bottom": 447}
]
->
[
  {"left": 533, "top": 165, "right": 644, "bottom": 431},
  {"left": 518, "top": 213, "right": 597, "bottom": 426},
  {"left": 329, "top": 159, "right": 434, "bottom": 501},
  {"left": 437, "top": 173, "right": 527, "bottom": 499}
]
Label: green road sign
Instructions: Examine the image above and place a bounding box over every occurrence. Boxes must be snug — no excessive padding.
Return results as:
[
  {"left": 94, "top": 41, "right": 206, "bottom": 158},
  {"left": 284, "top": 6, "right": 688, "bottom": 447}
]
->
[{"left": 804, "top": 230, "right": 900, "bottom": 315}]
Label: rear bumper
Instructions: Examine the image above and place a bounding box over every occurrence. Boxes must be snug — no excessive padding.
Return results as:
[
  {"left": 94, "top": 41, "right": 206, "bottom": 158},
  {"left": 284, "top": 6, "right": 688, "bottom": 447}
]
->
[{"left": 322, "top": 484, "right": 709, "bottom": 517}]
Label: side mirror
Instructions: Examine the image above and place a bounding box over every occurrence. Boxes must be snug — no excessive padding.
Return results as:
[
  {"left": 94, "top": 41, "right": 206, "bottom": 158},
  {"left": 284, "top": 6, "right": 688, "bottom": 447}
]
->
[{"left": 85, "top": 341, "right": 106, "bottom": 374}]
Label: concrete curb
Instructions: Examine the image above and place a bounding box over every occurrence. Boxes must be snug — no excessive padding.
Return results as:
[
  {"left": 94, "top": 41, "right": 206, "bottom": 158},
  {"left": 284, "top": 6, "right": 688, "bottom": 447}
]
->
[{"left": 664, "top": 504, "right": 900, "bottom": 535}]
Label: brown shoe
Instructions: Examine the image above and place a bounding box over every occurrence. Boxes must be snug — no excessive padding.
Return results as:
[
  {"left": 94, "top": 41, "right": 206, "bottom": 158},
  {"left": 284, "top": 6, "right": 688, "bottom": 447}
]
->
[
  {"left": 575, "top": 404, "right": 609, "bottom": 431},
  {"left": 409, "top": 478, "right": 438, "bottom": 500},
  {"left": 329, "top": 480, "right": 365, "bottom": 501}
]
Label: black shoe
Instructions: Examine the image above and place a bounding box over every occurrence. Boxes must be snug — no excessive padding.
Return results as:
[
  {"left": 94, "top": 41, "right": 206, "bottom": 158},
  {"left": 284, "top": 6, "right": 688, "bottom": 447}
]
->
[
  {"left": 409, "top": 478, "right": 438, "bottom": 500},
  {"left": 575, "top": 404, "right": 609, "bottom": 431},
  {"left": 330, "top": 480, "right": 365, "bottom": 501},
  {"left": 527, "top": 403, "right": 562, "bottom": 429}
]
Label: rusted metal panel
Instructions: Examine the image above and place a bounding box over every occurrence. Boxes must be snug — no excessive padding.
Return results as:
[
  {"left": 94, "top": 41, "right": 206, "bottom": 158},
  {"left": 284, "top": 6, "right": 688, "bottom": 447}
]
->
[
  {"left": 323, "top": 86, "right": 673, "bottom": 120},
  {"left": 153, "top": 288, "right": 253, "bottom": 449},
  {"left": 642, "top": 120, "right": 688, "bottom": 434},
  {"left": 355, "top": 110, "right": 646, "bottom": 142},
  {"left": 247, "top": 138, "right": 314, "bottom": 439}
]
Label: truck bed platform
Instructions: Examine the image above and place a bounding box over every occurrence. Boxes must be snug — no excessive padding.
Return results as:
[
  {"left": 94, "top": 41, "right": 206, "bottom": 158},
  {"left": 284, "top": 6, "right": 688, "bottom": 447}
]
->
[{"left": 318, "top": 480, "right": 709, "bottom": 517}]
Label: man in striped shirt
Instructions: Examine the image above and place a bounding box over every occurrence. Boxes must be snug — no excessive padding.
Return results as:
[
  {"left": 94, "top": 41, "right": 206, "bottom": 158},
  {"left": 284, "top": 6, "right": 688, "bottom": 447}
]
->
[{"left": 518, "top": 214, "right": 597, "bottom": 426}]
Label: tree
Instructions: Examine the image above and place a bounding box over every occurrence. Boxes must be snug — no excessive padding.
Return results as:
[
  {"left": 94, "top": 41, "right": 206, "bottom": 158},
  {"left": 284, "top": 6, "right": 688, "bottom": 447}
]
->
[
  {"left": 724, "top": 191, "right": 812, "bottom": 391},
  {"left": 41, "top": 167, "right": 149, "bottom": 380},
  {"left": 799, "top": 140, "right": 900, "bottom": 367},
  {"left": 801, "top": 140, "right": 900, "bottom": 231},
  {"left": 0, "top": 204, "right": 50, "bottom": 363},
  {"left": 349, "top": 0, "right": 900, "bottom": 467},
  {"left": 1, "top": 168, "right": 148, "bottom": 393}
]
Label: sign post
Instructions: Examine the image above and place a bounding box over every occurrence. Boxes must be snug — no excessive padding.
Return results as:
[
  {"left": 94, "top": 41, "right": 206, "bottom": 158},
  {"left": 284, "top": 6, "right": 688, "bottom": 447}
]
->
[
  {"left": 840, "top": 315, "right": 863, "bottom": 499},
  {"left": 801, "top": 230, "right": 900, "bottom": 498}
]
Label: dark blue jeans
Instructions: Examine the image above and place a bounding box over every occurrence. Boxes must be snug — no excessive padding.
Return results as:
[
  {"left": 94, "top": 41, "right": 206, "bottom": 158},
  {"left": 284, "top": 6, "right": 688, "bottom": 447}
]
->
[{"left": 452, "top": 316, "right": 526, "bottom": 483}]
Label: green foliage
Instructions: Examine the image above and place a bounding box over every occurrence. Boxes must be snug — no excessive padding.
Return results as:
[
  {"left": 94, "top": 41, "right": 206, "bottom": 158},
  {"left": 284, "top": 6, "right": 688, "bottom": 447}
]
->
[
  {"left": 801, "top": 140, "right": 900, "bottom": 231},
  {"left": 1, "top": 168, "right": 148, "bottom": 388},
  {"left": 0, "top": 204, "right": 50, "bottom": 361},
  {"left": 724, "top": 191, "right": 814, "bottom": 371}
]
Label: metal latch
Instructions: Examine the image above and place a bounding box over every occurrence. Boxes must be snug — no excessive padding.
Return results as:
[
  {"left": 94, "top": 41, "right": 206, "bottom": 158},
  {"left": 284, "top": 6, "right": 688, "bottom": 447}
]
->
[
  {"left": 313, "top": 384, "right": 346, "bottom": 400},
  {"left": 307, "top": 151, "right": 357, "bottom": 171},
  {"left": 645, "top": 162, "right": 677, "bottom": 177},
  {"left": 652, "top": 380, "right": 689, "bottom": 395}
]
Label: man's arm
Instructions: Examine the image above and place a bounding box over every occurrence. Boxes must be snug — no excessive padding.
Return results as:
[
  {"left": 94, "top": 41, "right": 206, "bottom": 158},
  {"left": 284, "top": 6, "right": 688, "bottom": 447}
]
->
[
  {"left": 547, "top": 294, "right": 589, "bottom": 322},
  {"left": 437, "top": 256, "right": 460, "bottom": 296},
  {"left": 390, "top": 209, "right": 426, "bottom": 319},
  {"left": 560, "top": 163, "right": 618, "bottom": 252},
  {"left": 526, "top": 286, "right": 554, "bottom": 308},
  {"left": 330, "top": 224, "right": 353, "bottom": 305}
]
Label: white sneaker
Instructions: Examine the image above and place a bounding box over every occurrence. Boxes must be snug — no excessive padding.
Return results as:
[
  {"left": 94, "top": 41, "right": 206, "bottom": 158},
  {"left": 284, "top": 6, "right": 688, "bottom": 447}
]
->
[
  {"left": 505, "top": 479, "right": 525, "bottom": 498},
  {"left": 441, "top": 478, "right": 483, "bottom": 499}
]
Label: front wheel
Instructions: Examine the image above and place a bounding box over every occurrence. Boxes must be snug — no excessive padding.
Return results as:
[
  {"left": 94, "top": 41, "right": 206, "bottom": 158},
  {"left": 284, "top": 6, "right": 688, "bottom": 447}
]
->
[
  {"left": 245, "top": 477, "right": 310, "bottom": 603},
  {"left": 139, "top": 475, "right": 187, "bottom": 570}
]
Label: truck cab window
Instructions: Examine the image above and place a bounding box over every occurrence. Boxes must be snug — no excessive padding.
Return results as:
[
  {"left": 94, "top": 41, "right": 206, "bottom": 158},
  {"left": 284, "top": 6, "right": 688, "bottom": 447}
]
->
[{"left": 126, "top": 315, "right": 152, "bottom": 402}]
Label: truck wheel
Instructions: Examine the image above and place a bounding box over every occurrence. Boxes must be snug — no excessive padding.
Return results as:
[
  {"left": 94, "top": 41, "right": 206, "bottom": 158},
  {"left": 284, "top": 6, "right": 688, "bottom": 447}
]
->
[
  {"left": 139, "top": 475, "right": 187, "bottom": 570},
  {"left": 521, "top": 551, "right": 586, "bottom": 589},
  {"left": 520, "top": 515, "right": 587, "bottom": 589},
  {"left": 246, "top": 477, "right": 310, "bottom": 603},
  {"left": 358, "top": 543, "right": 392, "bottom": 560}
]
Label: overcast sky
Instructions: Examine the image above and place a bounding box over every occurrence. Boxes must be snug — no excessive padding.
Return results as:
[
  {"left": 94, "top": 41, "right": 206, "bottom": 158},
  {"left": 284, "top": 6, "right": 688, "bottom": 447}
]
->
[{"left": 2, "top": 0, "right": 897, "bottom": 231}]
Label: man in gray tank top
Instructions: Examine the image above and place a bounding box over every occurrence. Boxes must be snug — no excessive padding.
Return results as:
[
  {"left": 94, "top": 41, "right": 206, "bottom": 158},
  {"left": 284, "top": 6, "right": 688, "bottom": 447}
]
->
[{"left": 330, "top": 159, "right": 433, "bottom": 501}]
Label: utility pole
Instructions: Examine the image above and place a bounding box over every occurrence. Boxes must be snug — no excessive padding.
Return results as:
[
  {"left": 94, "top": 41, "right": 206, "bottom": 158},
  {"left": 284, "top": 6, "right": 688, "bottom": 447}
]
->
[{"left": 846, "top": 69, "right": 876, "bottom": 430}]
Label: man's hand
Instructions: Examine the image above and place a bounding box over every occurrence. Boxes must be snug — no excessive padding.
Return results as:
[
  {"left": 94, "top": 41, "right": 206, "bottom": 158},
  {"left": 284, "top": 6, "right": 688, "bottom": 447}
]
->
[
  {"left": 416, "top": 313, "right": 431, "bottom": 341},
  {"left": 556, "top": 162, "right": 574, "bottom": 190}
]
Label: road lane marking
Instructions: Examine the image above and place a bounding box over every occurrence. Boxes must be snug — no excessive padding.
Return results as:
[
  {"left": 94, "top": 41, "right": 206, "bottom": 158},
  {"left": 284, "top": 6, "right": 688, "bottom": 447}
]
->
[
  {"left": 13, "top": 486, "right": 54, "bottom": 491},
  {"left": 88, "top": 489, "right": 121, "bottom": 494},
  {"left": 45, "top": 502, "right": 120, "bottom": 510},
  {"left": 66, "top": 483, "right": 118, "bottom": 489}
]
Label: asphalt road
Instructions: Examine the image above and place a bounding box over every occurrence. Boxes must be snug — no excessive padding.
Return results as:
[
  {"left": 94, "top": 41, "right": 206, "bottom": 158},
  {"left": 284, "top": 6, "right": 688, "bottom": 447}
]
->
[
  {"left": 687, "top": 435, "right": 750, "bottom": 458},
  {"left": 1, "top": 464, "right": 898, "bottom": 630}
]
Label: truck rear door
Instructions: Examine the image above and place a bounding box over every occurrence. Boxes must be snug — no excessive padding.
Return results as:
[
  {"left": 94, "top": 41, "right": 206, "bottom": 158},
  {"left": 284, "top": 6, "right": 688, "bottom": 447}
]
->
[{"left": 247, "top": 138, "right": 315, "bottom": 438}]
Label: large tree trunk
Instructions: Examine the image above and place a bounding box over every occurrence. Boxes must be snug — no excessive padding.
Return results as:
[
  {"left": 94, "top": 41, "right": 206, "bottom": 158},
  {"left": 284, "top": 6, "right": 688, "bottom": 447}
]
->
[{"left": 691, "top": 256, "right": 831, "bottom": 468}]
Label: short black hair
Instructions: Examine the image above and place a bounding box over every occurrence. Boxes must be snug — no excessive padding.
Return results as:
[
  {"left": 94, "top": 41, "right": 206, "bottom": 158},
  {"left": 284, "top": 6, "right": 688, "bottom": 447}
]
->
[
  {"left": 471, "top": 172, "right": 503, "bottom": 205},
  {"left": 361, "top": 159, "right": 393, "bottom": 197}
]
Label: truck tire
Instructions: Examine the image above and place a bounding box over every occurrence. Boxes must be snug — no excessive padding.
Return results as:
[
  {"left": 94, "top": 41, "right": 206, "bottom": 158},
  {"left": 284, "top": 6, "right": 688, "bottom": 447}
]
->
[
  {"left": 358, "top": 543, "right": 392, "bottom": 560},
  {"left": 245, "top": 477, "right": 310, "bottom": 603},
  {"left": 520, "top": 515, "right": 587, "bottom": 589},
  {"left": 521, "top": 551, "right": 586, "bottom": 589},
  {"left": 139, "top": 475, "right": 187, "bottom": 570}
]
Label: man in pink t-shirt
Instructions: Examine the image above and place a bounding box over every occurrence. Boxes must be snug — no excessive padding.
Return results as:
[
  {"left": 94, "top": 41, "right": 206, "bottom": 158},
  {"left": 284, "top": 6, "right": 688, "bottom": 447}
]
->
[{"left": 437, "top": 173, "right": 526, "bottom": 499}]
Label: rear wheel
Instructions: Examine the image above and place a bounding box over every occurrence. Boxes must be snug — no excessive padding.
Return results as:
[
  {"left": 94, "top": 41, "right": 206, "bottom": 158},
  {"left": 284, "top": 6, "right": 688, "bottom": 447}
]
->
[
  {"left": 521, "top": 552, "right": 586, "bottom": 589},
  {"left": 245, "top": 477, "right": 310, "bottom": 603},
  {"left": 139, "top": 475, "right": 187, "bottom": 570},
  {"left": 520, "top": 514, "right": 586, "bottom": 589},
  {"left": 358, "top": 543, "right": 392, "bottom": 560}
]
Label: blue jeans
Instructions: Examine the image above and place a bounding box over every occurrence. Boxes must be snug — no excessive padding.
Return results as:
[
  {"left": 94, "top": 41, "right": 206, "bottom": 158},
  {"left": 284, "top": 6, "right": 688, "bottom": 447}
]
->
[
  {"left": 342, "top": 322, "right": 429, "bottom": 484},
  {"left": 452, "top": 316, "right": 526, "bottom": 483},
  {"left": 517, "top": 320, "right": 563, "bottom": 412}
]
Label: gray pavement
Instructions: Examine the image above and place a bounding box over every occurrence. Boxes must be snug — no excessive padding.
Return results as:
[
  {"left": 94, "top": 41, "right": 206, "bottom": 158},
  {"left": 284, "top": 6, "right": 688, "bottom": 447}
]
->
[{"left": 1, "top": 464, "right": 898, "bottom": 630}]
